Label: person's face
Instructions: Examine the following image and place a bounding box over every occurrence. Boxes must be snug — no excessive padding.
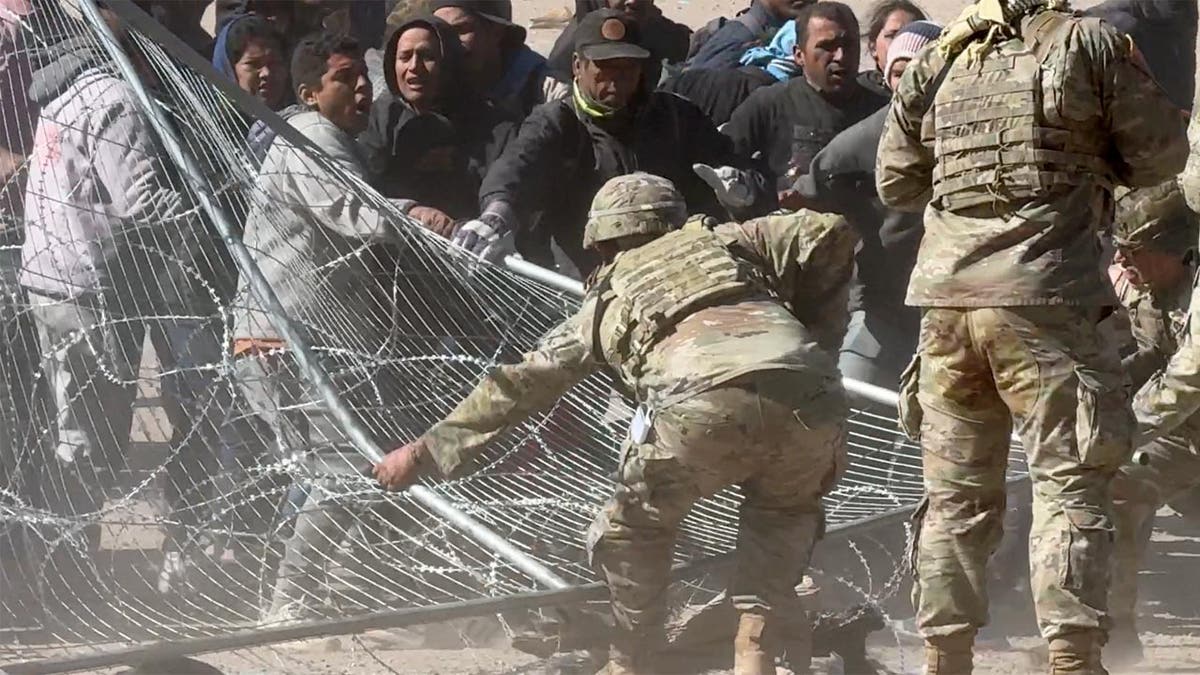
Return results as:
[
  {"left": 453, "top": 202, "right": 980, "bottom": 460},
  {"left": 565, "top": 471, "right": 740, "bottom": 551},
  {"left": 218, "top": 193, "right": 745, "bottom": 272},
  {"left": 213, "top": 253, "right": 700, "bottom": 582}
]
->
[
  {"left": 887, "top": 56, "right": 909, "bottom": 90},
  {"left": 302, "top": 52, "right": 372, "bottom": 134},
  {"left": 394, "top": 26, "right": 442, "bottom": 109},
  {"left": 796, "top": 15, "right": 858, "bottom": 95},
  {"left": 433, "top": 6, "right": 504, "bottom": 75},
  {"left": 606, "top": 0, "right": 652, "bottom": 22},
  {"left": 871, "top": 9, "right": 917, "bottom": 72},
  {"left": 1115, "top": 246, "right": 1189, "bottom": 293},
  {"left": 573, "top": 56, "right": 643, "bottom": 109},
  {"left": 762, "top": 0, "right": 813, "bottom": 20},
  {"left": 235, "top": 37, "right": 287, "bottom": 110}
]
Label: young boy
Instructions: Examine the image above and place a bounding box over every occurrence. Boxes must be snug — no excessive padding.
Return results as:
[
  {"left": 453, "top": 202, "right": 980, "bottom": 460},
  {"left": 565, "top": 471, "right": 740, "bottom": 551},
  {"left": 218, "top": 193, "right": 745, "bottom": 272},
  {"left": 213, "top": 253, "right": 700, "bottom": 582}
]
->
[{"left": 233, "top": 32, "right": 411, "bottom": 623}]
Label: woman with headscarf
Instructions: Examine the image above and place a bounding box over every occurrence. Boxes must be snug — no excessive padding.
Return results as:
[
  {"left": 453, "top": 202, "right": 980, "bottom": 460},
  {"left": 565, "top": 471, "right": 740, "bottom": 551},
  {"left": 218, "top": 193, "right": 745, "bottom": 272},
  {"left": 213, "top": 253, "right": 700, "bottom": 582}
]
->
[
  {"left": 360, "top": 15, "right": 518, "bottom": 237},
  {"left": 212, "top": 13, "right": 288, "bottom": 112}
]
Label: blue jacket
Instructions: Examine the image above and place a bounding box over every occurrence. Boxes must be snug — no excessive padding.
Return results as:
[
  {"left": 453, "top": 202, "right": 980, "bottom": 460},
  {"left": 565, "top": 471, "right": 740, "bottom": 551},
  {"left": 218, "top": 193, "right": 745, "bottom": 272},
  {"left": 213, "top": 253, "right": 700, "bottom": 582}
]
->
[{"left": 687, "top": 2, "right": 782, "bottom": 71}]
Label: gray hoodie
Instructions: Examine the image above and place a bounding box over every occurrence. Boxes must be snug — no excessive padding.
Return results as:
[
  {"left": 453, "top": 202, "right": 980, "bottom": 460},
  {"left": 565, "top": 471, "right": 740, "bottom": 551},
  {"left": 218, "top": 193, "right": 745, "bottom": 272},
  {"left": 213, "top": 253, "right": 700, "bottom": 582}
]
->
[
  {"left": 232, "top": 111, "right": 409, "bottom": 353},
  {"left": 20, "top": 39, "right": 203, "bottom": 312}
]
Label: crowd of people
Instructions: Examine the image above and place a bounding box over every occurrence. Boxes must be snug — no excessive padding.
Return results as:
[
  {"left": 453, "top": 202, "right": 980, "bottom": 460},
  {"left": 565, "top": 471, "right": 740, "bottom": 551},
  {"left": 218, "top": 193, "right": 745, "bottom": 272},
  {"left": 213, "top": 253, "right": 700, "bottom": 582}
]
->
[{"left": 3, "top": 0, "right": 1200, "bottom": 673}]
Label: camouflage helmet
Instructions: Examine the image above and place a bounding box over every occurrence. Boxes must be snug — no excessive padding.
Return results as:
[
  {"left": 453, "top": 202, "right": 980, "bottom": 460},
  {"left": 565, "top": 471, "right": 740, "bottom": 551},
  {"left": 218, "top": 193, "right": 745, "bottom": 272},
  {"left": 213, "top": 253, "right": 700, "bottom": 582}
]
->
[
  {"left": 583, "top": 173, "right": 688, "bottom": 249},
  {"left": 1114, "top": 180, "right": 1199, "bottom": 254}
]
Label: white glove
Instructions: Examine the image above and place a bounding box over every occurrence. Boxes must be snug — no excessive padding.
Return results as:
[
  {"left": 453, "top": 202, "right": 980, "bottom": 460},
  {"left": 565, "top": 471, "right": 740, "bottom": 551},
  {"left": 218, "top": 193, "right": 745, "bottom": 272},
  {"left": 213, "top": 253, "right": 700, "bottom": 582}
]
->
[
  {"left": 694, "top": 163, "right": 754, "bottom": 209},
  {"left": 452, "top": 211, "right": 509, "bottom": 257}
]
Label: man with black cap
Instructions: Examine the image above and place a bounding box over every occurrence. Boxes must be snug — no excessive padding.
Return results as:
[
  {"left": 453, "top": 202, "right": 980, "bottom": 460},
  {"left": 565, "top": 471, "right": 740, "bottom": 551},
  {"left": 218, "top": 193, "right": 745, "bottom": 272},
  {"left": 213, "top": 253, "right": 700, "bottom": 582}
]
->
[
  {"left": 454, "top": 8, "right": 775, "bottom": 276},
  {"left": 546, "top": 0, "right": 692, "bottom": 90},
  {"left": 430, "top": 0, "right": 568, "bottom": 117}
]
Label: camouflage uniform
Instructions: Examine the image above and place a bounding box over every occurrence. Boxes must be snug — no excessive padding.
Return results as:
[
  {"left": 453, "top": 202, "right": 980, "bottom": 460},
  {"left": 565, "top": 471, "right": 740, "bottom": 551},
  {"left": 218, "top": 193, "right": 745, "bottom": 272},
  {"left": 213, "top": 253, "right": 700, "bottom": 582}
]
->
[
  {"left": 420, "top": 174, "right": 859, "bottom": 673},
  {"left": 877, "top": 0, "right": 1187, "bottom": 669},
  {"left": 1107, "top": 182, "right": 1200, "bottom": 652}
]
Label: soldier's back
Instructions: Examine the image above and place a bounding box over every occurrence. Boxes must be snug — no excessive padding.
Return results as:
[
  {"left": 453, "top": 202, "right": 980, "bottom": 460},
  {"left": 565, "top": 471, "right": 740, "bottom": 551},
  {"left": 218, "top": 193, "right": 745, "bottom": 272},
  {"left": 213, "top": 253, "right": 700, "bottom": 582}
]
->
[
  {"left": 892, "top": 8, "right": 1187, "bottom": 309},
  {"left": 592, "top": 227, "right": 843, "bottom": 415}
]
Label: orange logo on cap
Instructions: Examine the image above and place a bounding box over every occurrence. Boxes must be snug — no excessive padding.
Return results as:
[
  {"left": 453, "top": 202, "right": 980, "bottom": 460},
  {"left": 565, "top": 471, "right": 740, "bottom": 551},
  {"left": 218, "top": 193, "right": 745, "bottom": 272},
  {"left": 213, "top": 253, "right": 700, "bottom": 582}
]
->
[{"left": 601, "top": 18, "right": 626, "bottom": 41}]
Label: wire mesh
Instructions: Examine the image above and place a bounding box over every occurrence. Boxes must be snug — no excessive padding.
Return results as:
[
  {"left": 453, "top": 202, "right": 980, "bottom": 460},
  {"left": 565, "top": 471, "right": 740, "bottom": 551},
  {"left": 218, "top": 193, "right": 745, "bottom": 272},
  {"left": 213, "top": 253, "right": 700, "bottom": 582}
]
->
[{"left": 0, "top": 1, "right": 1029, "bottom": 671}]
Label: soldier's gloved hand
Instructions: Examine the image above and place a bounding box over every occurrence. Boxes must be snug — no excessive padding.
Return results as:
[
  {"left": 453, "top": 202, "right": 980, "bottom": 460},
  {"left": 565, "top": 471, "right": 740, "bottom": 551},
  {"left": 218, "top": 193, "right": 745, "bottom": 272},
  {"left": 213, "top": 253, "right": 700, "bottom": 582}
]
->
[
  {"left": 452, "top": 211, "right": 509, "bottom": 257},
  {"left": 694, "top": 163, "right": 754, "bottom": 209},
  {"left": 374, "top": 438, "right": 430, "bottom": 491}
]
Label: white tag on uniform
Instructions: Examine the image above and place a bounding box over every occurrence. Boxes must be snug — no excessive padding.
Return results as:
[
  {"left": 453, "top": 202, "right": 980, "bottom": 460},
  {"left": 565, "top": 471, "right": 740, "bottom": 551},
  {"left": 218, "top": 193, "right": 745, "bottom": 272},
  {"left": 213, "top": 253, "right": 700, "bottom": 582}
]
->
[{"left": 629, "top": 406, "right": 654, "bottom": 444}]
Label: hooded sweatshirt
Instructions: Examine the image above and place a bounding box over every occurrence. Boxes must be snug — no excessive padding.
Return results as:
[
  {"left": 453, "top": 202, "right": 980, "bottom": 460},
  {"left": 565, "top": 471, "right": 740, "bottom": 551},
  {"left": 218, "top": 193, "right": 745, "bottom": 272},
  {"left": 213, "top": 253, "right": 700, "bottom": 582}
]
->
[
  {"left": 20, "top": 37, "right": 207, "bottom": 313},
  {"left": 360, "top": 16, "right": 518, "bottom": 220}
]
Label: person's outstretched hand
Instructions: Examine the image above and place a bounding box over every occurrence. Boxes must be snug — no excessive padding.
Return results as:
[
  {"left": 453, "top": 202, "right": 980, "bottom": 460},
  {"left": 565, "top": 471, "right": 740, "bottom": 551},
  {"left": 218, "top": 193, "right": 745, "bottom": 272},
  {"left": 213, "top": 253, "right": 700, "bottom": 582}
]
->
[
  {"left": 374, "top": 438, "right": 430, "bottom": 491},
  {"left": 452, "top": 212, "right": 508, "bottom": 257},
  {"left": 694, "top": 163, "right": 754, "bottom": 208}
]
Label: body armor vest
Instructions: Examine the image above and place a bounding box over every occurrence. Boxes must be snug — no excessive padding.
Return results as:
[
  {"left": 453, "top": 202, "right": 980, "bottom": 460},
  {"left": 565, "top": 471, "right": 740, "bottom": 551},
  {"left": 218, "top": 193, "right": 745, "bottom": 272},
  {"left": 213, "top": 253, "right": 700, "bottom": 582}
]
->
[
  {"left": 932, "top": 11, "right": 1114, "bottom": 211},
  {"left": 590, "top": 229, "right": 768, "bottom": 380}
]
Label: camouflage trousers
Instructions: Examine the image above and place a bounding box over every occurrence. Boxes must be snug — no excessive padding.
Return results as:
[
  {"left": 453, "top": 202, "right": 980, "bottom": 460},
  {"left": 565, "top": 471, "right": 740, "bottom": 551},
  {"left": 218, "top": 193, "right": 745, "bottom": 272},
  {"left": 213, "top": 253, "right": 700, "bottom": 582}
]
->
[
  {"left": 586, "top": 369, "right": 847, "bottom": 665},
  {"left": 1109, "top": 416, "right": 1200, "bottom": 631},
  {"left": 910, "top": 307, "right": 1132, "bottom": 642}
]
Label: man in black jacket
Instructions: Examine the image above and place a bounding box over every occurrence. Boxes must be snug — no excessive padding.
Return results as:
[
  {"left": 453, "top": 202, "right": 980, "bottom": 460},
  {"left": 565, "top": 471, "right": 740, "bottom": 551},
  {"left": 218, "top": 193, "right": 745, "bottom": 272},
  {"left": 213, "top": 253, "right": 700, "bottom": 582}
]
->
[
  {"left": 724, "top": 2, "right": 887, "bottom": 189},
  {"left": 453, "top": 9, "right": 774, "bottom": 276}
]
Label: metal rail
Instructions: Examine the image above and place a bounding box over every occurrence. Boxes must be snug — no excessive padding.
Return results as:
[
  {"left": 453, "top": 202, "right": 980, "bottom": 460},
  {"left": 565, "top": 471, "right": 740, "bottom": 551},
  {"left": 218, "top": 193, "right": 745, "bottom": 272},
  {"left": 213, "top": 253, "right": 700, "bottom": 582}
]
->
[{"left": 90, "top": 0, "right": 569, "bottom": 594}]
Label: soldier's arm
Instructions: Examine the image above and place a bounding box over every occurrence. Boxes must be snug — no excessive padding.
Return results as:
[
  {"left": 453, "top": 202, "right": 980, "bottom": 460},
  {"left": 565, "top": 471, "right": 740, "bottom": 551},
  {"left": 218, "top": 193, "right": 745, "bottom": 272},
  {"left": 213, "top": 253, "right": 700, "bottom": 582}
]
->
[
  {"left": 1180, "top": 42, "right": 1200, "bottom": 211},
  {"left": 421, "top": 305, "right": 600, "bottom": 479},
  {"left": 1133, "top": 284, "right": 1200, "bottom": 441},
  {"left": 1098, "top": 23, "right": 1189, "bottom": 187},
  {"left": 875, "top": 47, "right": 941, "bottom": 213},
  {"left": 714, "top": 211, "right": 859, "bottom": 352}
]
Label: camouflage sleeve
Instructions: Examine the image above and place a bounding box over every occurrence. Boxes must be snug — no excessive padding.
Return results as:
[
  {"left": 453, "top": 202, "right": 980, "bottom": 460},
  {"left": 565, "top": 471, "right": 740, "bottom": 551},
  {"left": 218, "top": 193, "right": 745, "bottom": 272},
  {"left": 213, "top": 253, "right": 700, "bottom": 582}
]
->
[
  {"left": 714, "top": 211, "right": 859, "bottom": 352},
  {"left": 875, "top": 46, "right": 942, "bottom": 213},
  {"left": 421, "top": 304, "right": 600, "bottom": 479},
  {"left": 1094, "top": 21, "right": 1189, "bottom": 187},
  {"left": 1180, "top": 30, "right": 1200, "bottom": 212},
  {"left": 1133, "top": 283, "right": 1200, "bottom": 441}
]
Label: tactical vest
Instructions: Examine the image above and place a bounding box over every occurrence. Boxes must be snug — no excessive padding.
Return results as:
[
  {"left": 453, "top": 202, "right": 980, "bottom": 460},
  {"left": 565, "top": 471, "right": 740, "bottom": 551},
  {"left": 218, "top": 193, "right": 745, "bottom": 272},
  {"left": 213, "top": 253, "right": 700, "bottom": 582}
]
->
[
  {"left": 590, "top": 229, "right": 768, "bottom": 380},
  {"left": 932, "top": 11, "right": 1114, "bottom": 211}
]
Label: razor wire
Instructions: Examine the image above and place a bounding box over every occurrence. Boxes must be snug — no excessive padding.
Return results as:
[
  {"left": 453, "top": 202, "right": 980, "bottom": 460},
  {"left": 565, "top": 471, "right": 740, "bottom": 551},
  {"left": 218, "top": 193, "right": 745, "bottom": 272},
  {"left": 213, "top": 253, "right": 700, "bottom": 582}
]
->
[{"left": 0, "top": 1, "right": 1032, "bottom": 672}]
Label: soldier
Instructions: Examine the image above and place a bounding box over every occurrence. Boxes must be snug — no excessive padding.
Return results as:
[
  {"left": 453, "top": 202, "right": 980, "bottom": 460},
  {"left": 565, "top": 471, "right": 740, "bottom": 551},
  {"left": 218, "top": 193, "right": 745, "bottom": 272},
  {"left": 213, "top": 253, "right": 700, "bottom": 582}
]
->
[
  {"left": 876, "top": 0, "right": 1188, "bottom": 672},
  {"left": 375, "top": 173, "right": 859, "bottom": 675},
  {"left": 1105, "top": 181, "right": 1200, "bottom": 668}
]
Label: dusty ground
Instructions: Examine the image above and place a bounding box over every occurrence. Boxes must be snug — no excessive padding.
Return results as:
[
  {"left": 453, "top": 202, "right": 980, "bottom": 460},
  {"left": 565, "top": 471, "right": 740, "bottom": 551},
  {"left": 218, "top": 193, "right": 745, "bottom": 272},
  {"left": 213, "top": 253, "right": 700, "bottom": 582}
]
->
[{"left": 165, "top": 504, "right": 1200, "bottom": 675}]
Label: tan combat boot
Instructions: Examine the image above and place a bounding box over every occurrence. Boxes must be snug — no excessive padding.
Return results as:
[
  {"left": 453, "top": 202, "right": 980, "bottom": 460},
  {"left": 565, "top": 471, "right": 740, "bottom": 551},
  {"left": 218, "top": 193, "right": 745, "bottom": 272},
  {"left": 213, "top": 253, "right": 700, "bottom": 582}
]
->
[
  {"left": 924, "top": 634, "right": 974, "bottom": 675},
  {"left": 734, "top": 612, "right": 775, "bottom": 675},
  {"left": 1049, "top": 631, "right": 1109, "bottom": 675}
]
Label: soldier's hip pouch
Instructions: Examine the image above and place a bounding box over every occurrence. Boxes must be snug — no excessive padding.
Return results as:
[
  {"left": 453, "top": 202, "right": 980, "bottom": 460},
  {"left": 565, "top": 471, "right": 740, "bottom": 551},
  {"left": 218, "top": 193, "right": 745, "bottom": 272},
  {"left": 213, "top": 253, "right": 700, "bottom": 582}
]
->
[
  {"left": 1073, "top": 366, "right": 1134, "bottom": 470},
  {"left": 898, "top": 355, "right": 923, "bottom": 441}
]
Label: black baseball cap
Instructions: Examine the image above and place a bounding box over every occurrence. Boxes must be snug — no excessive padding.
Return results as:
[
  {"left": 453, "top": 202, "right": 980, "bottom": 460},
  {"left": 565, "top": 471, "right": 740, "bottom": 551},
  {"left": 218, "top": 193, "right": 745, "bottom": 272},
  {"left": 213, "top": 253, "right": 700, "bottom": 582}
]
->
[
  {"left": 574, "top": 8, "right": 650, "bottom": 61},
  {"left": 427, "top": 0, "right": 527, "bottom": 42}
]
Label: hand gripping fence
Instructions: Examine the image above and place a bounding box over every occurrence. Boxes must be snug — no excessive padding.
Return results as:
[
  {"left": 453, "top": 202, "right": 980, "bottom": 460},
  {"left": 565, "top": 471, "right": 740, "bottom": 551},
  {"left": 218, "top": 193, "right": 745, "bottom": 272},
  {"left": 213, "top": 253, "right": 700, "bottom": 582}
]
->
[{"left": 0, "top": 2, "right": 1030, "bottom": 673}]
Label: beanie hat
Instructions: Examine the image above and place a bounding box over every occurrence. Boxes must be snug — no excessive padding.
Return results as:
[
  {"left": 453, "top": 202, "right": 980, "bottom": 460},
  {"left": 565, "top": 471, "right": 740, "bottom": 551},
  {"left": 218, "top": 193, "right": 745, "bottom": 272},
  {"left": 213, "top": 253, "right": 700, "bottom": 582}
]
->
[{"left": 885, "top": 20, "right": 942, "bottom": 81}]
